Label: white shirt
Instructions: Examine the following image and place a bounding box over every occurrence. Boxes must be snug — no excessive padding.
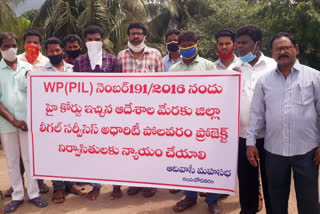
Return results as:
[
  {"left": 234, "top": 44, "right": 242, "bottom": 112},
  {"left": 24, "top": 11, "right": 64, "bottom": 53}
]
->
[
  {"left": 17, "top": 52, "right": 49, "bottom": 71},
  {"left": 235, "top": 52, "right": 277, "bottom": 138}
]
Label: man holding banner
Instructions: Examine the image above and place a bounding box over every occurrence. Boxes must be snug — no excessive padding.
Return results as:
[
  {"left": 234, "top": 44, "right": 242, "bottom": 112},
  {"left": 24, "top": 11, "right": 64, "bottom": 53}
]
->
[
  {"left": 169, "top": 30, "right": 223, "bottom": 214},
  {"left": 117, "top": 21, "right": 164, "bottom": 198},
  {"left": 0, "top": 32, "right": 48, "bottom": 213},
  {"left": 73, "top": 25, "right": 121, "bottom": 201}
]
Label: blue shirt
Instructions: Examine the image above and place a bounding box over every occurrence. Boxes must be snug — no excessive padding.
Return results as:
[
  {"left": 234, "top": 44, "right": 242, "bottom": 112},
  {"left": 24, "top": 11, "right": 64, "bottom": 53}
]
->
[
  {"left": 247, "top": 60, "right": 320, "bottom": 156},
  {"left": 0, "top": 59, "right": 33, "bottom": 133},
  {"left": 162, "top": 54, "right": 182, "bottom": 72}
]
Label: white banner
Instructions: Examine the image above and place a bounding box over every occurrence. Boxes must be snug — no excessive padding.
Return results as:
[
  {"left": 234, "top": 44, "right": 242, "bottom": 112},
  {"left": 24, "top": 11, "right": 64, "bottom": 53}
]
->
[{"left": 27, "top": 71, "right": 240, "bottom": 195}]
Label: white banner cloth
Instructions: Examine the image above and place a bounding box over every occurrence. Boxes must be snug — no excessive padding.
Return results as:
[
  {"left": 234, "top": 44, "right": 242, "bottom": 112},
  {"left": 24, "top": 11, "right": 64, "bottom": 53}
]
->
[{"left": 27, "top": 71, "right": 240, "bottom": 195}]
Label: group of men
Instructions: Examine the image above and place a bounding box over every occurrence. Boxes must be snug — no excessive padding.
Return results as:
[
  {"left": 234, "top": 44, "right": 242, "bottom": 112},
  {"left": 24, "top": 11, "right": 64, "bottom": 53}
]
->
[{"left": 0, "top": 21, "right": 319, "bottom": 214}]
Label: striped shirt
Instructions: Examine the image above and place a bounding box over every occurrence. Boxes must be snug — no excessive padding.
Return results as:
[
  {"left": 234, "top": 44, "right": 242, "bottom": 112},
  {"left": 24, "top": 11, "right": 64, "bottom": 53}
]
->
[
  {"left": 117, "top": 46, "right": 164, "bottom": 73},
  {"left": 246, "top": 60, "right": 320, "bottom": 156},
  {"left": 73, "top": 52, "right": 120, "bottom": 73}
]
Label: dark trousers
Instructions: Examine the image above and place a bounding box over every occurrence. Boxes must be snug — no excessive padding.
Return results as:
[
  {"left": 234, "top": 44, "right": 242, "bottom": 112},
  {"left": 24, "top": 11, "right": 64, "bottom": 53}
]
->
[
  {"left": 52, "top": 180, "right": 74, "bottom": 192},
  {"left": 238, "top": 138, "right": 271, "bottom": 214},
  {"left": 184, "top": 190, "right": 219, "bottom": 205},
  {"left": 265, "top": 148, "right": 319, "bottom": 214}
]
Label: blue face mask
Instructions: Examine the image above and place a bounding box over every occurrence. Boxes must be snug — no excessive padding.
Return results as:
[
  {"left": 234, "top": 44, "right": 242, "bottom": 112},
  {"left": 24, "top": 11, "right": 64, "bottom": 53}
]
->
[
  {"left": 239, "top": 42, "right": 258, "bottom": 63},
  {"left": 179, "top": 44, "right": 198, "bottom": 59}
]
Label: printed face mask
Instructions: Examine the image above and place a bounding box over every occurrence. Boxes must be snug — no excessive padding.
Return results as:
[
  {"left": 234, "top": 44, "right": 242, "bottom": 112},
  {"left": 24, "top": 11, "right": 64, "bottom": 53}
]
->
[
  {"left": 24, "top": 43, "right": 40, "bottom": 64},
  {"left": 179, "top": 44, "right": 198, "bottom": 59},
  {"left": 1, "top": 47, "right": 18, "bottom": 62}
]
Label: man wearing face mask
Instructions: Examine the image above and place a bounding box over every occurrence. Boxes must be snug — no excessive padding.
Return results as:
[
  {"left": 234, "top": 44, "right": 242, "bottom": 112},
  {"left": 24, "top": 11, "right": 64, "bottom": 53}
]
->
[
  {"left": 73, "top": 25, "right": 120, "bottom": 201},
  {"left": 169, "top": 31, "right": 222, "bottom": 214},
  {"left": 5, "top": 30, "right": 50, "bottom": 198},
  {"left": 42, "top": 37, "right": 86, "bottom": 203},
  {"left": 116, "top": 21, "right": 164, "bottom": 199},
  {"left": 234, "top": 24, "right": 276, "bottom": 214},
  {"left": 163, "top": 29, "right": 181, "bottom": 72},
  {"left": 214, "top": 29, "right": 239, "bottom": 70},
  {"left": 73, "top": 25, "right": 120, "bottom": 73},
  {"left": 117, "top": 21, "right": 164, "bottom": 73},
  {"left": 63, "top": 34, "right": 82, "bottom": 65},
  {"left": 17, "top": 30, "right": 49, "bottom": 71},
  {"left": 0, "top": 32, "right": 48, "bottom": 213},
  {"left": 43, "top": 37, "right": 73, "bottom": 73}
]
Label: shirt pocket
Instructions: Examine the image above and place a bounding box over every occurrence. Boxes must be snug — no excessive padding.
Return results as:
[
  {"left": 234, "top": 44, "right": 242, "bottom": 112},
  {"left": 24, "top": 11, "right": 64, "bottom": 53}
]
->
[{"left": 294, "top": 83, "right": 314, "bottom": 105}]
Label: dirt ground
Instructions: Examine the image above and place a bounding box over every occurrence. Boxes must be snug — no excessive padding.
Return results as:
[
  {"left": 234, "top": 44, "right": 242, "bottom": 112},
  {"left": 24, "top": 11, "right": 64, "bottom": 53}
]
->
[{"left": 0, "top": 149, "right": 310, "bottom": 214}]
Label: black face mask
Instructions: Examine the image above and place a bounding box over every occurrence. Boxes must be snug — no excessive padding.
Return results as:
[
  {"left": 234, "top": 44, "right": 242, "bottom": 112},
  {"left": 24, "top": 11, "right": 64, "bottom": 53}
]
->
[
  {"left": 48, "top": 54, "right": 64, "bottom": 65},
  {"left": 166, "top": 41, "right": 179, "bottom": 52},
  {"left": 66, "top": 49, "right": 81, "bottom": 59}
]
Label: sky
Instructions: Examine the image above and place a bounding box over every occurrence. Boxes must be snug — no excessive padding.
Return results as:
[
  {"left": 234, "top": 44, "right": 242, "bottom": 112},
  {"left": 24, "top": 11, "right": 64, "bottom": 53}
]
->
[{"left": 14, "top": 0, "right": 46, "bottom": 15}]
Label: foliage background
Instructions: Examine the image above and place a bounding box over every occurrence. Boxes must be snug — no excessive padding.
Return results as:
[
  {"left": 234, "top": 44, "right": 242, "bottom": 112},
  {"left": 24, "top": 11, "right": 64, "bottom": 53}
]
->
[{"left": 1, "top": 0, "right": 319, "bottom": 69}]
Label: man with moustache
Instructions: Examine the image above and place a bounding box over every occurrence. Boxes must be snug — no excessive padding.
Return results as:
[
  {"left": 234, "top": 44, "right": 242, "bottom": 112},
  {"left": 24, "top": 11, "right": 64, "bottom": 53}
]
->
[
  {"left": 234, "top": 24, "right": 276, "bottom": 214},
  {"left": 247, "top": 32, "right": 320, "bottom": 214},
  {"left": 117, "top": 21, "right": 164, "bottom": 73},
  {"left": 163, "top": 29, "right": 181, "bottom": 72},
  {"left": 214, "top": 29, "right": 239, "bottom": 70},
  {"left": 117, "top": 21, "right": 164, "bottom": 198}
]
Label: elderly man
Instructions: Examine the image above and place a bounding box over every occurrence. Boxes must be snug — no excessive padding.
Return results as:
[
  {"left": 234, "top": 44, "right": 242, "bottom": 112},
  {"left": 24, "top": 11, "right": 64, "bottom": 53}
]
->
[
  {"left": 0, "top": 32, "right": 48, "bottom": 213},
  {"left": 246, "top": 32, "right": 320, "bottom": 214}
]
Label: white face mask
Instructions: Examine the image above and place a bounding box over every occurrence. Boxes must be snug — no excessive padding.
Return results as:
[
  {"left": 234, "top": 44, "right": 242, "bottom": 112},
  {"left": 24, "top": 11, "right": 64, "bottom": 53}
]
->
[
  {"left": 86, "top": 41, "right": 103, "bottom": 70},
  {"left": 128, "top": 37, "right": 146, "bottom": 53},
  {"left": 1, "top": 48, "right": 18, "bottom": 62}
]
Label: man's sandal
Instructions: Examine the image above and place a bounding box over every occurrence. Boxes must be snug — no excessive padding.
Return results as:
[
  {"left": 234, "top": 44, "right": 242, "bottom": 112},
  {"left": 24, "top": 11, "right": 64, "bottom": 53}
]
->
[
  {"left": 127, "top": 187, "right": 142, "bottom": 196},
  {"left": 173, "top": 198, "right": 197, "bottom": 212},
  {"left": 142, "top": 188, "right": 156, "bottom": 197},
  {"left": 208, "top": 207, "right": 223, "bottom": 214},
  {"left": 169, "top": 189, "right": 181, "bottom": 194},
  {"left": 38, "top": 182, "right": 49, "bottom": 194},
  {"left": 110, "top": 186, "right": 122, "bottom": 200},
  {"left": 69, "top": 184, "right": 86, "bottom": 196},
  {"left": 4, "top": 187, "right": 13, "bottom": 198},
  {"left": 29, "top": 197, "right": 48, "bottom": 208},
  {"left": 87, "top": 187, "right": 100, "bottom": 200},
  {"left": 52, "top": 189, "right": 65, "bottom": 203},
  {"left": 3, "top": 200, "right": 24, "bottom": 213}
]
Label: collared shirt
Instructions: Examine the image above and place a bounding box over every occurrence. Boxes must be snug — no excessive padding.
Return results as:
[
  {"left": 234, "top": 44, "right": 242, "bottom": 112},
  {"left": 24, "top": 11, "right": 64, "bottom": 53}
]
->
[
  {"left": 169, "top": 55, "right": 216, "bottom": 72},
  {"left": 0, "top": 59, "right": 33, "bottom": 133},
  {"left": 73, "top": 52, "right": 120, "bottom": 73},
  {"left": 163, "top": 54, "right": 182, "bottom": 72},
  {"left": 117, "top": 46, "right": 164, "bottom": 73},
  {"left": 42, "top": 61, "right": 73, "bottom": 72},
  {"left": 247, "top": 60, "right": 320, "bottom": 156},
  {"left": 64, "top": 57, "right": 77, "bottom": 65},
  {"left": 214, "top": 55, "right": 239, "bottom": 70},
  {"left": 234, "top": 52, "right": 277, "bottom": 138},
  {"left": 17, "top": 52, "right": 49, "bottom": 71}
]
